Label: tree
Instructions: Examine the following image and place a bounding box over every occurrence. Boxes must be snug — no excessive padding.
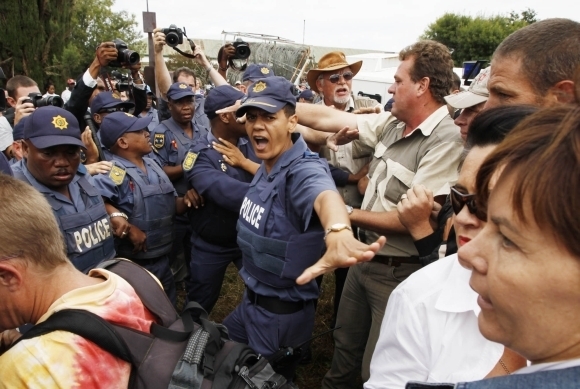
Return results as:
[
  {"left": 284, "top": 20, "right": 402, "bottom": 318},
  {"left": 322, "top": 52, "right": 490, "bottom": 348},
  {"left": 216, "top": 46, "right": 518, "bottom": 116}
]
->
[
  {"left": 0, "top": 0, "right": 74, "bottom": 90},
  {"left": 57, "top": 0, "right": 145, "bottom": 82},
  {"left": 422, "top": 10, "right": 537, "bottom": 67}
]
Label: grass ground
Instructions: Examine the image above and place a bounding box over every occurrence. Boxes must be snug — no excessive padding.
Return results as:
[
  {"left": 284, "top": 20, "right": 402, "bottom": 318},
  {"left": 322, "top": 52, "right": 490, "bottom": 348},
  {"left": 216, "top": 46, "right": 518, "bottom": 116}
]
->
[{"left": 178, "top": 263, "right": 350, "bottom": 389}]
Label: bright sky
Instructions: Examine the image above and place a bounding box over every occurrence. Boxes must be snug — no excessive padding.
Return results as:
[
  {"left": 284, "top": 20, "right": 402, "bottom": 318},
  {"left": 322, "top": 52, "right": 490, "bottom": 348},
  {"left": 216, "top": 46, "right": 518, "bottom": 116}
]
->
[{"left": 112, "top": 0, "right": 578, "bottom": 52}]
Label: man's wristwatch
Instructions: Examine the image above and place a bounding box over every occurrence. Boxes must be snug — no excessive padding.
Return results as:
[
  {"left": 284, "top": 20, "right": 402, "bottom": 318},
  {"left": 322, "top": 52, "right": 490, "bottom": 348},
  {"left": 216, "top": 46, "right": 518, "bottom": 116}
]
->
[
  {"left": 109, "top": 212, "right": 128, "bottom": 220},
  {"left": 325, "top": 223, "right": 353, "bottom": 239},
  {"left": 346, "top": 205, "right": 354, "bottom": 215}
]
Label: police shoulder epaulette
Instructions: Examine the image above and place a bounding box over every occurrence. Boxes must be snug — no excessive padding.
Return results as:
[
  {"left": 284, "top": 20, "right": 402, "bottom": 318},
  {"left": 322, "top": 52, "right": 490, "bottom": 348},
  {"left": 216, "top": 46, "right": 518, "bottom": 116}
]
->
[
  {"left": 109, "top": 164, "right": 126, "bottom": 185},
  {"left": 182, "top": 151, "right": 199, "bottom": 172},
  {"left": 303, "top": 150, "right": 320, "bottom": 159}
]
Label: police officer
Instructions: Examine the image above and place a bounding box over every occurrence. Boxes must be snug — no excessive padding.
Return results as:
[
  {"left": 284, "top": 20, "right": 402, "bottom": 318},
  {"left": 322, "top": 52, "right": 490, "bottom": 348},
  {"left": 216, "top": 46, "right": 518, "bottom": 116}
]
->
[
  {"left": 151, "top": 82, "right": 209, "bottom": 285},
  {"left": 89, "top": 91, "right": 135, "bottom": 161},
  {"left": 239, "top": 63, "right": 275, "bottom": 94},
  {"left": 92, "top": 112, "right": 195, "bottom": 304},
  {"left": 183, "top": 85, "right": 260, "bottom": 313},
  {"left": 12, "top": 106, "right": 115, "bottom": 272},
  {"left": 222, "top": 76, "right": 385, "bottom": 380}
]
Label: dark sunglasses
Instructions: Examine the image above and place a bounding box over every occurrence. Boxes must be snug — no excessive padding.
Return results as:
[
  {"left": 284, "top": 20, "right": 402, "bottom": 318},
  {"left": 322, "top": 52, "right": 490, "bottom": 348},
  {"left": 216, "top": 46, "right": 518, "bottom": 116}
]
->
[
  {"left": 328, "top": 71, "right": 354, "bottom": 84},
  {"left": 98, "top": 107, "right": 128, "bottom": 114},
  {"left": 450, "top": 186, "right": 486, "bottom": 220}
]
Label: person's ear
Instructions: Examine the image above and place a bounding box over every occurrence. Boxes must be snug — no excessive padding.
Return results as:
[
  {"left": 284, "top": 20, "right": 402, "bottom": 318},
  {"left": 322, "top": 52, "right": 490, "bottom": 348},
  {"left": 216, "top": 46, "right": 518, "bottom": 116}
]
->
[
  {"left": 0, "top": 261, "right": 24, "bottom": 291},
  {"left": 93, "top": 113, "right": 102, "bottom": 125},
  {"left": 547, "top": 80, "right": 575, "bottom": 104},
  {"left": 219, "top": 112, "right": 230, "bottom": 124},
  {"left": 116, "top": 135, "right": 130, "bottom": 150},
  {"left": 6, "top": 96, "right": 16, "bottom": 108},
  {"left": 21, "top": 140, "right": 29, "bottom": 159},
  {"left": 287, "top": 114, "right": 298, "bottom": 133},
  {"left": 417, "top": 77, "right": 430, "bottom": 97}
]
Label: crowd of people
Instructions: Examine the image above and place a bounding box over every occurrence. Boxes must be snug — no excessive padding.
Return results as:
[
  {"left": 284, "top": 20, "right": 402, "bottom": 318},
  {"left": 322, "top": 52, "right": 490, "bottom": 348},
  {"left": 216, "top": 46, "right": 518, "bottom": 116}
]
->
[{"left": 1, "top": 17, "right": 580, "bottom": 389}]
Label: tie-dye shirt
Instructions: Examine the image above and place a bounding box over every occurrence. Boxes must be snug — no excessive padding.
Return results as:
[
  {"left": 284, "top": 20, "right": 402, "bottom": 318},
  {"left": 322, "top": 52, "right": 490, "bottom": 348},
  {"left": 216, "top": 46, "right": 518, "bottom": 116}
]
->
[{"left": 0, "top": 269, "right": 157, "bottom": 388}]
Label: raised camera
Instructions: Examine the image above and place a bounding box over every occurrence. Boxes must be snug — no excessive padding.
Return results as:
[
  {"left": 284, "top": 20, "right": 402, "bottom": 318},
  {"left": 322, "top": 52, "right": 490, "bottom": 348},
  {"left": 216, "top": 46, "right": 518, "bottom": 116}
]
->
[
  {"left": 233, "top": 38, "right": 251, "bottom": 60},
  {"left": 162, "top": 25, "right": 184, "bottom": 48},
  {"left": 109, "top": 38, "right": 140, "bottom": 68},
  {"left": 24, "top": 93, "right": 64, "bottom": 108}
]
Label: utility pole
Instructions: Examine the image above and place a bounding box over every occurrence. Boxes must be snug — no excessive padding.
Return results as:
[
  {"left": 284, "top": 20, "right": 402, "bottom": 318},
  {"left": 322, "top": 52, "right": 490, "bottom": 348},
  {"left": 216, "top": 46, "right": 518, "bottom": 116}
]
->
[{"left": 142, "top": 5, "right": 156, "bottom": 95}]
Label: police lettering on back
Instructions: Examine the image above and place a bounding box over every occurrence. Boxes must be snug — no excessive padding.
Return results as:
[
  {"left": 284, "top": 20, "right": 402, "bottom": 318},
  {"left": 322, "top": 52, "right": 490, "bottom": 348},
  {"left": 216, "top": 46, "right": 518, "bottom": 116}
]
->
[
  {"left": 72, "top": 217, "right": 112, "bottom": 253},
  {"left": 240, "top": 197, "right": 265, "bottom": 229}
]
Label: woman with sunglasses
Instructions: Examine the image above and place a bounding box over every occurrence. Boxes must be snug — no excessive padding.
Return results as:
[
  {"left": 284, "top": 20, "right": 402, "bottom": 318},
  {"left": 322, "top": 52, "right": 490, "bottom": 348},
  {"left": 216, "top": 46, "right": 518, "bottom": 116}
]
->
[
  {"left": 408, "top": 93, "right": 580, "bottom": 389},
  {"left": 365, "top": 105, "right": 537, "bottom": 389}
]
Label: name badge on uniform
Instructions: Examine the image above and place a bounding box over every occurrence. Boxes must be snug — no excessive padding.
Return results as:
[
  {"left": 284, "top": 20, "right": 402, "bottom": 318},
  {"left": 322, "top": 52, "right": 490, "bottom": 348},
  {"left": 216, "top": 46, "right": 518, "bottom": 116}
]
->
[
  {"left": 109, "top": 165, "right": 126, "bottom": 185},
  {"left": 182, "top": 151, "right": 199, "bottom": 171},
  {"left": 154, "top": 133, "right": 165, "bottom": 149}
]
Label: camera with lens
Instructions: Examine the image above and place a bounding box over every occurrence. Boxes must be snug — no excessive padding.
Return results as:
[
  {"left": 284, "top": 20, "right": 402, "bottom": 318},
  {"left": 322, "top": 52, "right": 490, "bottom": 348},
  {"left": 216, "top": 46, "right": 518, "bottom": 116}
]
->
[
  {"left": 111, "top": 70, "right": 132, "bottom": 92},
  {"left": 109, "top": 38, "right": 140, "bottom": 68},
  {"left": 162, "top": 24, "right": 184, "bottom": 48},
  {"left": 233, "top": 38, "right": 251, "bottom": 60},
  {"left": 24, "top": 93, "right": 64, "bottom": 108}
]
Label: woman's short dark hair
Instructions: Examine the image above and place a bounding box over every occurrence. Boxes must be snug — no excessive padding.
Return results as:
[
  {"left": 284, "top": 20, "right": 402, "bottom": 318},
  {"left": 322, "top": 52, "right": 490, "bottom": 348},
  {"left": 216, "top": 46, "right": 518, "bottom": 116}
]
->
[{"left": 465, "top": 105, "right": 539, "bottom": 150}]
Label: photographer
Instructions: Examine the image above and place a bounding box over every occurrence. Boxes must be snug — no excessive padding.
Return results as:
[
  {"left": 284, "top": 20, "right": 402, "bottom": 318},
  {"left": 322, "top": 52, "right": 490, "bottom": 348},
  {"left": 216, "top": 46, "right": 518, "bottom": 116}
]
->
[
  {"left": 153, "top": 27, "right": 232, "bottom": 123},
  {"left": 3, "top": 75, "right": 41, "bottom": 128},
  {"left": 64, "top": 41, "right": 147, "bottom": 153}
]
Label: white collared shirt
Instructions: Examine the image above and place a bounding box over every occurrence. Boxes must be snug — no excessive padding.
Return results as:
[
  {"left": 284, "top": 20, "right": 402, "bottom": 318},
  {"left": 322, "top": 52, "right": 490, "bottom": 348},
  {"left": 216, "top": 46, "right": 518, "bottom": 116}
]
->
[{"left": 365, "top": 254, "right": 504, "bottom": 389}]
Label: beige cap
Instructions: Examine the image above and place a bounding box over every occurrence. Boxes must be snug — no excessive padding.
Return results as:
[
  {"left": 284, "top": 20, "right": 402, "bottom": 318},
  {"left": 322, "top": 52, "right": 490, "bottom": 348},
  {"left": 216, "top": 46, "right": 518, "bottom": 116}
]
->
[{"left": 444, "top": 67, "right": 490, "bottom": 109}]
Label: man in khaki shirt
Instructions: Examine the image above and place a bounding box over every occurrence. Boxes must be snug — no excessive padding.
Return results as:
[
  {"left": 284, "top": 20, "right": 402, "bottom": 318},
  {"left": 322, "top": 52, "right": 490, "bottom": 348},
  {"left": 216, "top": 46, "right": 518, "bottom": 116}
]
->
[{"left": 296, "top": 40, "right": 463, "bottom": 388}]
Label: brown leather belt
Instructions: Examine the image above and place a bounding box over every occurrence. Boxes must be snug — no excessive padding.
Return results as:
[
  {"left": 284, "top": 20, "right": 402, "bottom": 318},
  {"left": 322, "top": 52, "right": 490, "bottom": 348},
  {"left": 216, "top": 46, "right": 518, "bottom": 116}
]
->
[{"left": 372, "top": 255, "right": 420, "bottom": 267}]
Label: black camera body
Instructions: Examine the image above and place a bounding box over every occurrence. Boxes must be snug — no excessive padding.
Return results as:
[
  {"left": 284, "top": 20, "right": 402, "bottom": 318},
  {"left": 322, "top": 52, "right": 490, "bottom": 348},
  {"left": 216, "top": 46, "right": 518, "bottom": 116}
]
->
[
  {"left": 233, "top": 38, "right": 251, "bottom": 60},
  {"left": 24, "top": 92, "right": 64, "bottom": 108},
  {"left": 111, "top": 70, "right": 131, "bottom": 92},
  {"left": 109, "top": 38, "right": 140, "bottom": 68},
  {"left": 162, "top": 25, "right": 184, "bottom": 48}
]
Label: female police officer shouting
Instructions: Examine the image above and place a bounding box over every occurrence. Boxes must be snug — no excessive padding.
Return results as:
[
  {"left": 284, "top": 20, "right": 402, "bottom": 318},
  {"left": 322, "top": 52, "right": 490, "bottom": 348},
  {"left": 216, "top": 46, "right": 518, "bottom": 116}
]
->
[{"left": 221, "top": 76, "right": 386, "bottom": 381}]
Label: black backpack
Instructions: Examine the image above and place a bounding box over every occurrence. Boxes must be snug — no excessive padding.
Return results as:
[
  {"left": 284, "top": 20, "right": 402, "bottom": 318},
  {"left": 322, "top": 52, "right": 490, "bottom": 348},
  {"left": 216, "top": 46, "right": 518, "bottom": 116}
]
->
[{"left": 14, "top": 258, "right": 290, "bottom": 389}]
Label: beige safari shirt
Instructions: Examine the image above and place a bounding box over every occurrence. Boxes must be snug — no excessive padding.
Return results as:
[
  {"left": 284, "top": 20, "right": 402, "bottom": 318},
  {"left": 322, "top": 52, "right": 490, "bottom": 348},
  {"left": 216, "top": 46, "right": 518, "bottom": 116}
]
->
[
  {"left": 356, "top": 105, "right": 463, "bottom": 257},
  {"left": 318, "top": 96, "right": 378, "bottom": 207}
]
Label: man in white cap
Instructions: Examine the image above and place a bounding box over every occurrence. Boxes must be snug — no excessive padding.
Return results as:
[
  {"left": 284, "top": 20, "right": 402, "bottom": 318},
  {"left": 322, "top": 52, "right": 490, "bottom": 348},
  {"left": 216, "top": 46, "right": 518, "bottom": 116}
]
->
[{"left": 444, "top": 67, "right": 490, "bottom": 142}]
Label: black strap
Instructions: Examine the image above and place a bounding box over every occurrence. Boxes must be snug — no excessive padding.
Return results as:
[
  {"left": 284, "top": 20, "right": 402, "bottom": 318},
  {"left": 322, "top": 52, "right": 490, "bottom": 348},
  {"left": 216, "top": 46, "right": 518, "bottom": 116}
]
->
[{"left": 14, "top": 309, "right": 133, "bottom": 364}]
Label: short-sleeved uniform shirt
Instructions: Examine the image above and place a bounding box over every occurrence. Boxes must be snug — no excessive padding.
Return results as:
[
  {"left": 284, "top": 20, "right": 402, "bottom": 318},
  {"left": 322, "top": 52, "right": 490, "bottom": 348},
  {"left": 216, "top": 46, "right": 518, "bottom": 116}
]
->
[
  {"left": 239, "top": 133, "right": 337, "bottom": 301},
  {"left": 92, "top": 155, "right": 177, "bottom": 216}
]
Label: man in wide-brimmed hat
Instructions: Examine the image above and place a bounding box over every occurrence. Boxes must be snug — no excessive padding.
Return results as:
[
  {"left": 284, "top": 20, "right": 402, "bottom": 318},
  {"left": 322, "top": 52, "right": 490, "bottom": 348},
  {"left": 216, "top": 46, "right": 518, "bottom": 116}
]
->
[{"left": 306, "top": 51, "right": 377, "bottom": 342}]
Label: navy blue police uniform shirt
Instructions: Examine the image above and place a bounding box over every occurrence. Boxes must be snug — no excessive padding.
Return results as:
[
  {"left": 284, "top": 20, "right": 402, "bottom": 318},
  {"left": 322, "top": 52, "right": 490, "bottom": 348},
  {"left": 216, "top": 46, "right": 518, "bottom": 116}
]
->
[
  {"left": 92, "top": 155, "right": 177, "bottom": 215},
  {"left": 11, "top": 159, "right": 115, "bottom": 271},
  {"left": 183, "top": 132, "right": 260, "bottom": 252},
  {"left": 239, "top": 133, "right": 337, "bottom": 301},
  {"left": 0, "top": 151, "right": 13, "bottom": 176},
  {"left": 184, "top": 131, "right": 259, "bottom": 213},
  {"left": 13, "top": 159, "right": 99, "bottom": 216}
]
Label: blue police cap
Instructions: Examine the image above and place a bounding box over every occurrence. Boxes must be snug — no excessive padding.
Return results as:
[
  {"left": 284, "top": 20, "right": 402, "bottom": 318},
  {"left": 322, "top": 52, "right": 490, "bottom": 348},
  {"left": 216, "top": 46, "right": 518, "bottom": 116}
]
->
[
  {"left": 13, "top": 116, "right": 27, "bottom": 141},
  {"left": 167, "top": 82, "right": 195, "bottom": 101},
  {"left": 236, "top": 76, "right": 296, "bottom": 117},
  {"left": 296, "top": 89, "right": 314, "bottom": 102},
  {"left": 23, "top": 106, "right": 84, "bottom": 149},
  {"left": 100, "top": 112, "right": 153, "bottom": 148},
  {"left": 90, "top": 91, "right": 134, "bottom": 114},
  {"left": 242, "top": 64, "right": 275, "bottom": 82},
  {"left": 145, "top": 84, "right": 153, "bottom": 95},
  {"left": 204, "top": 85, "right": 245, "bottom": 120}
]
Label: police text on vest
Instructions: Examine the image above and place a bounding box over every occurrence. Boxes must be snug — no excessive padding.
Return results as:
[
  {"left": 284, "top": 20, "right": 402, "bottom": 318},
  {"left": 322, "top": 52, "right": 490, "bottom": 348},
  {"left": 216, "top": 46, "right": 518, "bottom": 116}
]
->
[
  {"left": 240, "top": 197, "right": 265, "bottom": 229},
  {"left": 73, "top": 218, "right": 112, "bottom": 252}
]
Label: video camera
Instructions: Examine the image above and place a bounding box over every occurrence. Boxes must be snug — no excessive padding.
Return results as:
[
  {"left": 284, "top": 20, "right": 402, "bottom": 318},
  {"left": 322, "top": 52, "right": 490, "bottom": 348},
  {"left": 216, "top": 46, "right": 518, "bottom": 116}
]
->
[
  {"left": 109, "top": 38, "right": 140, "bottom": 68},
  {"left": 161, "top": 24, "right": 184, "bottom": 48},
  {"left": 24, "top": 92, "right": 64, "bottom": 108},
  {"left": 110, "top": 70, "right": 132, "bottom": 92},
  {"left": 233, "top": 38, "right": 251, "bottom": 60}
]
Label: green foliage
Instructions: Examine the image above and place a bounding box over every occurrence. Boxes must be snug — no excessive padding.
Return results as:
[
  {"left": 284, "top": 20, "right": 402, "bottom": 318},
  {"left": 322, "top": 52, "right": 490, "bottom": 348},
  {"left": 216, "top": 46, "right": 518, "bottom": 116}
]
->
[
  {"left": 0, "top": 0, "right": 143, "bottom": 93},
  {"left": 422, "top": 9, "right": 537, "bottom": 67},
  {"left": 61, "top": 0, "right": 144, "bottom": 79},
  {"left": 0, "top": 0, "right": 74, "bottom": 91}
]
